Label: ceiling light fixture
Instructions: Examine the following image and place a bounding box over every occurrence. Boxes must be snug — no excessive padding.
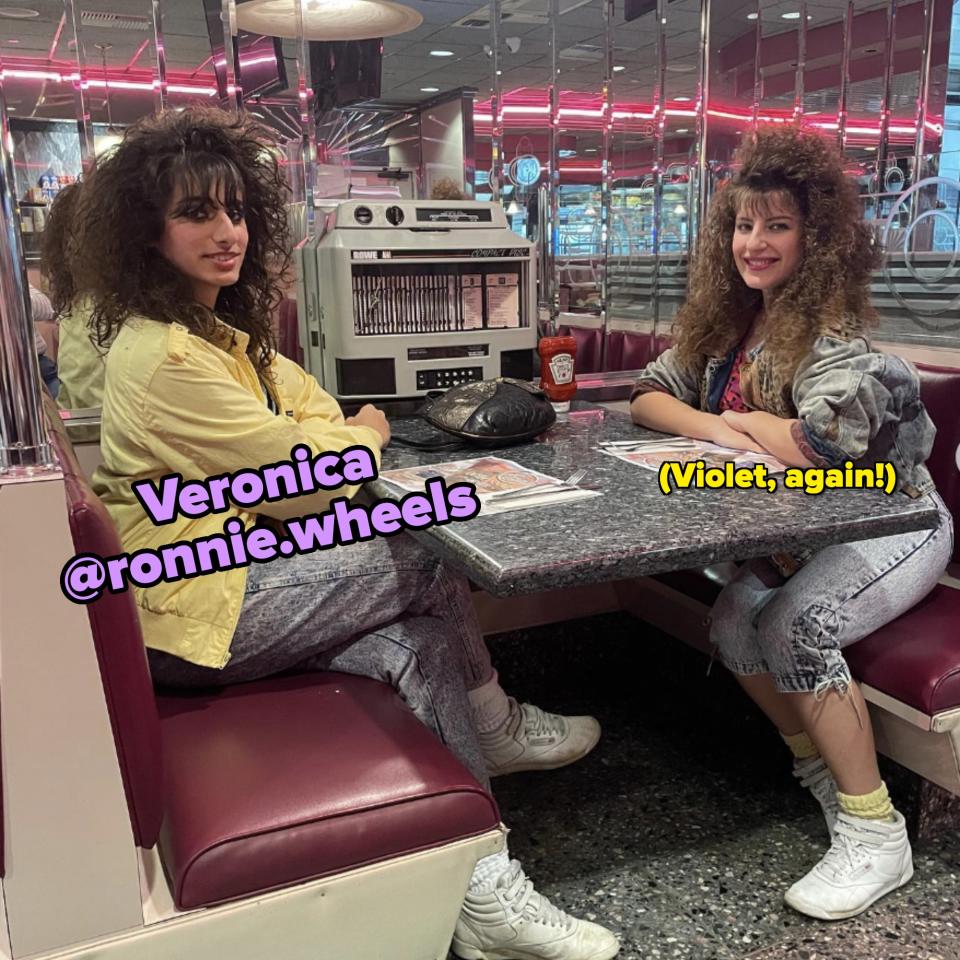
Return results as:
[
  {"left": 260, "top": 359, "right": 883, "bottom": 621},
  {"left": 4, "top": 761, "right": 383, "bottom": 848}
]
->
[
  {"left": 420, "top": 86, "right": 439, "bottom": 92},
  {"left": 613, "top": 65, "right": 625, "bottom": 72},
  {"left": 235, "top": 0, "right": 421, "bottom": 42},
  {"left": 747, "top": 12, "right": 758, "bottom": 20},
  {"left": 0, "top": 6, "right": 39, "bottom": 17},
  {"left": 430, "top": 49, "right": 455, "bottom": 57},
  {"left": 676, "top": 128, "right": 689, "bottom": 133},
  {"left": 674, "top": 96, "right": 691, "bottom": 102}
]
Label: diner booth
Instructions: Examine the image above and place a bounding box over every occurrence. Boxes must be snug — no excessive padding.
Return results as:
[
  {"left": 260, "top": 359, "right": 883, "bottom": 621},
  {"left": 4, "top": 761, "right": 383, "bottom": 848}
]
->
[{"left": 1, "top": 0, "right": 959, "bottom": 957}]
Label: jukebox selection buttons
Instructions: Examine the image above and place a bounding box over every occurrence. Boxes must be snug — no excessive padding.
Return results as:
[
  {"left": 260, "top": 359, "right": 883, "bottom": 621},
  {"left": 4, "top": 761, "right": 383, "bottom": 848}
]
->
[
  {"left": 354, "top": 206, "right": 373, "bottom": 225},
  {"left": 385, "top": 205, "right": 405, "bottom": 226},
  {"left": 416, "top": 367, "right": 484, "bottom": 390}
]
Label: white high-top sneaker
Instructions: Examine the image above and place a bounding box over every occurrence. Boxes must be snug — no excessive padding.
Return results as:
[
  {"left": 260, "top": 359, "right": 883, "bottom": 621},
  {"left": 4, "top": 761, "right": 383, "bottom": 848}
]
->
[
  {"left": 453, "top": 859, "right": 620, "bottom": 960},
  {"left": 784, "top": 810, "right": 914, "bottom": 920},
  {"left": 792, "top": 755, "right": 840, "bottom": 836},
  {"left": 480, "top": 700, "right": 601, "bottom": 778}
]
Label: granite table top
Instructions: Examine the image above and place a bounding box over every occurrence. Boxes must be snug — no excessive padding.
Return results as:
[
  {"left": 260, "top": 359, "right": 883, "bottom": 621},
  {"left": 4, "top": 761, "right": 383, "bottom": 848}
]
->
[{"left": 368, "top": 403, "right": 941, "bottom": 597}]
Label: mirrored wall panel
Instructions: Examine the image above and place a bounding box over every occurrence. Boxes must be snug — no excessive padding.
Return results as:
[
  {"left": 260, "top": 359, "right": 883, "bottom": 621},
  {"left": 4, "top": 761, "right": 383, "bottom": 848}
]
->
[{"left": 1, "top": 0, "right": 958, "bottom": 371}]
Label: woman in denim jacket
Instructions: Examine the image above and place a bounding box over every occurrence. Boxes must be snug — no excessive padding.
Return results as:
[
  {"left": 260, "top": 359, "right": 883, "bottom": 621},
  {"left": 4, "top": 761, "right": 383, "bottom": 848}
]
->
[{"left": 631, "top": 126, "right": 953, "bottom": 921}]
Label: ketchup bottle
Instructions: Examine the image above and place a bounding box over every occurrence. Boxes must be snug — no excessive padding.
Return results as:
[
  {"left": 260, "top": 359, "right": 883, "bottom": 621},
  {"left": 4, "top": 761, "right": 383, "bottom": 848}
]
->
[{"left": 538, "top": 335, "right": 577, "bottom": 412}]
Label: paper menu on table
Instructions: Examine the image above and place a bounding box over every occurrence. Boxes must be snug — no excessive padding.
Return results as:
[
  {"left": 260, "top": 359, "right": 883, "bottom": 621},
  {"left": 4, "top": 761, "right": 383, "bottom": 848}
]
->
[
  {"left": 380, "top": 456, "right": 599, "bottom": 515},
  {"left": 383, "top": 456, "right": 557, "bottom": 495},
  {"left": 601, "top": 440, "right": 786, "bottom": 473},
  {"left": 486, "top": 273, "right": 520, "bottom": 328}
]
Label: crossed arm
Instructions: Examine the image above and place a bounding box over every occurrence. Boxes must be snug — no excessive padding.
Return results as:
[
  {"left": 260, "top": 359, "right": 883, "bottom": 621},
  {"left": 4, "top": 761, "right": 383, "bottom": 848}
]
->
[{"left": 629, "top": 390, "right": 815, "bottom": 468}]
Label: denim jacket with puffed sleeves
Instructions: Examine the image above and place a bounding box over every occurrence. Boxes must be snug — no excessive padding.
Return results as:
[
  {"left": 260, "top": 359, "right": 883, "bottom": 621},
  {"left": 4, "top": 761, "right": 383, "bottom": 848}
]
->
[{"left": 631, "top": 335, "right": 936, "bottom": 499}]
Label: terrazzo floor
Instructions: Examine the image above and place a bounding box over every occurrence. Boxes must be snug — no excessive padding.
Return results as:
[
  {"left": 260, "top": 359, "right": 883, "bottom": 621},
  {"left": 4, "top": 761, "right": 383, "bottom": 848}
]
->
[{"left": 475, "top": 612, "right": 960, "bottom": 960}]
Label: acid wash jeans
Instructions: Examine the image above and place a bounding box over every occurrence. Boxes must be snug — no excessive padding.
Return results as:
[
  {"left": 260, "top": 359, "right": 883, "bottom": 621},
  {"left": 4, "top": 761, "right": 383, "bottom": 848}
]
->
[
  {"left": 709, "top": 492, "right": 954, "bottom": 695},
  {"left": 147, "top": 532, "right": 496, "bottom": 787}
]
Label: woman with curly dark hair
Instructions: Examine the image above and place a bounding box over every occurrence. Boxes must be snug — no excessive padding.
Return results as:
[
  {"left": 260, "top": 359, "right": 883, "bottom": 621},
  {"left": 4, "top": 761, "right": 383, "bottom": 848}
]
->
[
  {"left": 40, "top": 181, "right": 103, "bottom": 412},
  {"left": 79, "top": 107, "right": 617, "bottom": 960},
  {"left": 41, "top": 181, "right": 83, "bottom": 316},
  {"left": 631, "top": 125, "right": 952, "bottom": 920}
]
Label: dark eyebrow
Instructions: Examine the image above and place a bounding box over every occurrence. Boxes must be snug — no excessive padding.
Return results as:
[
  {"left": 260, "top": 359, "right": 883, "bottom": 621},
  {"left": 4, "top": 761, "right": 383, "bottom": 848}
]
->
[
  {"left": 170, "top": 195, "right": 212, "bottom": 212},
  {"left": 170, "top": 194, "right": 244, "bottom": 216}
]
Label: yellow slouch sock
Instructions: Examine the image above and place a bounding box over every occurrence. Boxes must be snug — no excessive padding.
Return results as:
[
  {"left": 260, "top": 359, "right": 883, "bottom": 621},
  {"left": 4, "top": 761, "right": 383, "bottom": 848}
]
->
[
  {"left": 837, "top": 781, "right": 895, "bottom": 821},
  {"left": 781, "top": 731, "right": 819, "bottom": 760}
]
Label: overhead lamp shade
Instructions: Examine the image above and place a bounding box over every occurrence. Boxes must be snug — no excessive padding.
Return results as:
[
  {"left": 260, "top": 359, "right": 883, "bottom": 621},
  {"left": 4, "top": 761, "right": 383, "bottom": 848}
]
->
[{"left": 235, "top": 0, "right": 422, "bottom": 41}]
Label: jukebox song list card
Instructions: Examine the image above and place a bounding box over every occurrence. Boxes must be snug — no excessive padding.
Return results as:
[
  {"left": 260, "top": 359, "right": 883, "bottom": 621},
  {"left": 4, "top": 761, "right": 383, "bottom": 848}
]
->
[
  {"left": 486, "top": 274, "right": 520, "bottom": 328},
  {"left": 461, "top": 275, "right": 484, "bottom": 330}
]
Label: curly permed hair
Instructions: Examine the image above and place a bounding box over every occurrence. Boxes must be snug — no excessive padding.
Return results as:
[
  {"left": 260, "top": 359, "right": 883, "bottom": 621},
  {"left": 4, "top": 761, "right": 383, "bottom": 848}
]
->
[
  {"left": 40, "top": 182, "right": 84, "bottom": 315},
  {"left": 73, "top": 106, "right": 292, "bottom": 375},
  {"left": 674, "top": 125, "right": 879, "bottom": 400}
]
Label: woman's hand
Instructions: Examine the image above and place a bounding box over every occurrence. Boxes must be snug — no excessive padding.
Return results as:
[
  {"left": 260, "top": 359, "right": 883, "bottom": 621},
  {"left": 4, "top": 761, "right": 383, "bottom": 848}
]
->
[
  {"left": 346, "top": 404, "right": 391, "bottom": 448},
  {"left": 719, "top": 410, "right": 814, "bottom": 467},
  {"left": 707, "top": 416, "right": 768, "bottom": 454},
  {"left": 721, "top": 409, "right": 776, "bottom": 435}
]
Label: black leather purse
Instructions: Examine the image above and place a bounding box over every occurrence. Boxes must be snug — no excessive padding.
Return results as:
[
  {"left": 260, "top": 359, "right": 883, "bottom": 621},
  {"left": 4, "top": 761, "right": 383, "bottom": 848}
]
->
[{"left": 392, "top": 378, "right": 557, "bottom": 449}]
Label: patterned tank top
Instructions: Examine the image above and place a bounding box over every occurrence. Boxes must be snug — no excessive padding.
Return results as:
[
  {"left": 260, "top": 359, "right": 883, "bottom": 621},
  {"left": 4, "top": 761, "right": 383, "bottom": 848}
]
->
[{"left": 718, "top": 349, "right": 750, "bottom": 413}]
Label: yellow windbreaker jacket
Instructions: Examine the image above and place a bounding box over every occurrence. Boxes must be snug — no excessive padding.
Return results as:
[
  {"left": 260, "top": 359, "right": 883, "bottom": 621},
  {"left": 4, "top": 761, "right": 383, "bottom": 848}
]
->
[{"left": 93, "top": 316, "right": 383, "bottom": 668}]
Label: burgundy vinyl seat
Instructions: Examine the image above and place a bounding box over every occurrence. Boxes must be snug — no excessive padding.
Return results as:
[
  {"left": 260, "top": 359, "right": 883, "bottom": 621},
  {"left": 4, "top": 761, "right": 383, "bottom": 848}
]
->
[
  {"left": 47, "top": 408, "right": 498, "bottom": 910},
  {"left": 556, "top": 327, "right": 671, "bottom": 375},
  {"left": 557, "top": 324, "right": 604, "bottom": 373},
  {"left": 156, "top": 675, "right": 497, "bottom": 908},
  {"left": 277, "top": 297, "right": 303, "bottom": 366},
  {"left": 605, "top": 330, "right": 672, "bottom": 372}
]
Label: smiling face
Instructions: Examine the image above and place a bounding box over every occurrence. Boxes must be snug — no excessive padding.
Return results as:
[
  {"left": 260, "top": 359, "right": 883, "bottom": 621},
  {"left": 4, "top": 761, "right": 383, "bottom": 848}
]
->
[
  {"left": 157, "top": 181, "right": 249, "bottom": 310},
  {"left": 731, "top": 191, "right": 803, "bottom": 295}
]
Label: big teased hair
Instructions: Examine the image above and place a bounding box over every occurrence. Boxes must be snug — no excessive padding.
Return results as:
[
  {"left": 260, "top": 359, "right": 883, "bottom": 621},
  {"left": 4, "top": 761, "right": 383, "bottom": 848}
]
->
[
  {"left": 73, "top": 106, "right": 292, "bottom": 375},
  {"left": 40, "top": 182, "right": 85, "bottom": 314},
  {"left": 674, "top": 125, "right": 879, "bottom": 398}
]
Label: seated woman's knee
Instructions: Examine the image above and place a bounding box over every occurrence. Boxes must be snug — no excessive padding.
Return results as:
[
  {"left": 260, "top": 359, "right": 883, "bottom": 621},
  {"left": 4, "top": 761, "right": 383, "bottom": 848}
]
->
[
  {"left": 707, "top": 588, "right": 743, "bottom": 651},
  {"left": 707, "top": 583, "right": 770, "bottom": 675},
  {"left": 755, "top": 598, "right": 851, "bottom": 694}
]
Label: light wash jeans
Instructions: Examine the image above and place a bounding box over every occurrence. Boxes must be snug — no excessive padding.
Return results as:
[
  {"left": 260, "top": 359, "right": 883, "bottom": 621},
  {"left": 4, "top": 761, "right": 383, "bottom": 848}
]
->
[
  {"left": 147, "top": 532, "right": 495, "bottom": 786},
  {"left": 709, "top": 492, "right": 954, "bottom": 694}
]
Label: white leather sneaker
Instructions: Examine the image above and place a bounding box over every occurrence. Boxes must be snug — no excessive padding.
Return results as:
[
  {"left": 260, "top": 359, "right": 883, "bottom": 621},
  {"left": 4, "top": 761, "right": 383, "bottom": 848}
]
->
[
  {"left": 452, "top": 859, "right": 620, "bottom": 960},
  {"left": 480, "top": 700, "right": 601, "bottom": 777},
  {"left": 784, "top": 810, "right": 914, "bottom": 920},
  {"left": 792, "top": 755, "right": 840, "bottom": 836}
]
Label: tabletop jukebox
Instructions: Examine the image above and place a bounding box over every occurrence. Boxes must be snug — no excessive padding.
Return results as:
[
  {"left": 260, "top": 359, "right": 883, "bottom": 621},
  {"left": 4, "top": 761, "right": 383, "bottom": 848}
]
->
[{"left": 294, "top": 200, "right": 537, "bottom": 400}]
